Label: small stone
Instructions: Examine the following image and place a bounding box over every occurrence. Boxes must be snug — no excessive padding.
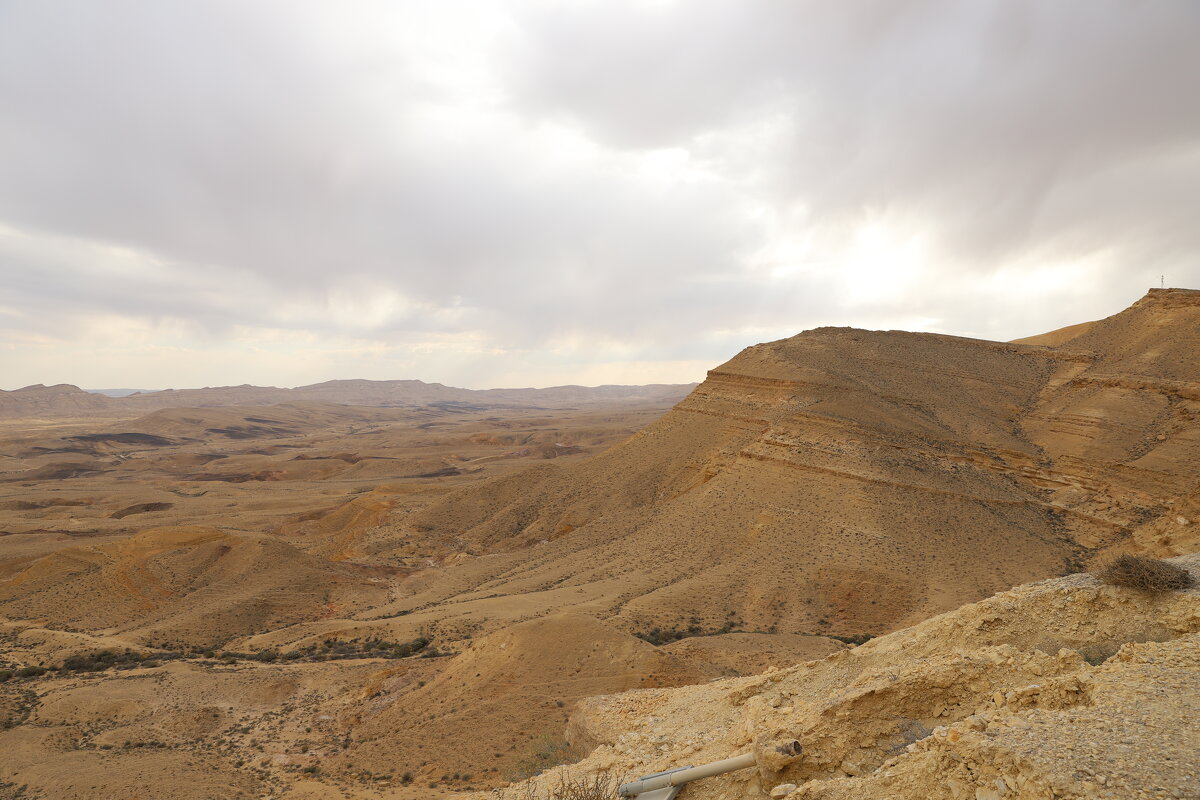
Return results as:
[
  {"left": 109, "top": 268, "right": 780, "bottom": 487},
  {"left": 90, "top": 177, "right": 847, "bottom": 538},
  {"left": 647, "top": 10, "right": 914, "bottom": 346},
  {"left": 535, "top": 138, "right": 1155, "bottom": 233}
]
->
[
  {"left": 769, "top": 783, "right": 797, "bottom": 798},
  {"left": 1176, "top": 516, "right": 1191, "bottom": 526}
]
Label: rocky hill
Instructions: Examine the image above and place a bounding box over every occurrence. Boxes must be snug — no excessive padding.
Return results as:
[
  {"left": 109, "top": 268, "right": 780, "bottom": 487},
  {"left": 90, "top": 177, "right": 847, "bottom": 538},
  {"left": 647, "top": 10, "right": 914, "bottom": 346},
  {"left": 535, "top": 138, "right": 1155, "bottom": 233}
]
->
[{"left": 370, "top": 288, "right": 1200, "bottom": 642}]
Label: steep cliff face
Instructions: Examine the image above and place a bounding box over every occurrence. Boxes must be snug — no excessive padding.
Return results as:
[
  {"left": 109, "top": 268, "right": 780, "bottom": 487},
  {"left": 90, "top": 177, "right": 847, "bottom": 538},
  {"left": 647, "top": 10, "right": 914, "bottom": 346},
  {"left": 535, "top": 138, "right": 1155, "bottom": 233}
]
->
[
  {"left": 1022, "top": 288, "right": 1200, "bottom": 554},
  {"left": 405, "top": 290, "right": 1200, "bottom": 637}
]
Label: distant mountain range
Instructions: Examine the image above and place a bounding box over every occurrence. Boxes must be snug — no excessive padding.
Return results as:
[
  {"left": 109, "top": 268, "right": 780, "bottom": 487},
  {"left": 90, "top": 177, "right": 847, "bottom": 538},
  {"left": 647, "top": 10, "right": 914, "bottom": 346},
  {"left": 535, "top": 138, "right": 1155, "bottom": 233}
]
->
[
  {"left": 0, "top": 379, "right": 697, "bottom": 418},
  {"left": 86, "top": 388, "right": 158, "bottom": 398}
]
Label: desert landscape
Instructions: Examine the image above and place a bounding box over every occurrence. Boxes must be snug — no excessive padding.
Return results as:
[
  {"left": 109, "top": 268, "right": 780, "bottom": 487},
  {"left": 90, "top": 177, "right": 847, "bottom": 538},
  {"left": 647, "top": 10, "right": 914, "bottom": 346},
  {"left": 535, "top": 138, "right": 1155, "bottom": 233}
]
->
[
  {"left": 0, "top": 289, "right": 1197, "bottom": 799},
  {"left": 3, "top": 2, "right": 1197, "bottom": 797}
]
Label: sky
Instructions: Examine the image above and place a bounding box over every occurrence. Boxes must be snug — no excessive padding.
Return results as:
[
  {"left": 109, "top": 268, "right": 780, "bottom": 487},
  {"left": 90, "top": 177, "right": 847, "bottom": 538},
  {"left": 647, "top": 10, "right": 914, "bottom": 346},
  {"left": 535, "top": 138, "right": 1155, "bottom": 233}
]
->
[{"left": 2, "top": 0, "right": 1198, "bottom": 391}]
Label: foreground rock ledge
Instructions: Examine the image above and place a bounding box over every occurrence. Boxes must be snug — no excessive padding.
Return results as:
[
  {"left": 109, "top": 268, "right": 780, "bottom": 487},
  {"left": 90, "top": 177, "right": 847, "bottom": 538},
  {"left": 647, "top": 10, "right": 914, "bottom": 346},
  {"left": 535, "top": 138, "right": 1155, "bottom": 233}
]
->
[{"left": 498, "top": 554, "right": 1200, "bottom": 800}]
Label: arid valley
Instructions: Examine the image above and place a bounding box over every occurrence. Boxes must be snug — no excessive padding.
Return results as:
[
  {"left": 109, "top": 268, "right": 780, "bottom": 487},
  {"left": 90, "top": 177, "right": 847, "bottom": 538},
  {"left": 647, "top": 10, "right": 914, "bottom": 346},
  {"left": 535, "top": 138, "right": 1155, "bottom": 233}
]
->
[{"left": 0, "top": 289, "right": 1197, "bottom": 800}]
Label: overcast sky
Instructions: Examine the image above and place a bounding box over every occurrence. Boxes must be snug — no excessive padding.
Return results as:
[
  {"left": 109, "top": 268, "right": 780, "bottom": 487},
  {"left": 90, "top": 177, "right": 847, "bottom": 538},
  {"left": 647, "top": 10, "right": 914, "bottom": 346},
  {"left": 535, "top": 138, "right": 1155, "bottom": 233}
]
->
[{"left": 2, "top": 1, "right": 1198, "bottom": 390}]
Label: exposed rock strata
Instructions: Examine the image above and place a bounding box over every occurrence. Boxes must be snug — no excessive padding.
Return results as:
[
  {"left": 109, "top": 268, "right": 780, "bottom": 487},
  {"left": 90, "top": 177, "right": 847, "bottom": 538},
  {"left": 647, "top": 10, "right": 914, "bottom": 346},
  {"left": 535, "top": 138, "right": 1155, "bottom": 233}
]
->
[{"left": 394, "top": 289, "right": 1200, "bottom": 641}]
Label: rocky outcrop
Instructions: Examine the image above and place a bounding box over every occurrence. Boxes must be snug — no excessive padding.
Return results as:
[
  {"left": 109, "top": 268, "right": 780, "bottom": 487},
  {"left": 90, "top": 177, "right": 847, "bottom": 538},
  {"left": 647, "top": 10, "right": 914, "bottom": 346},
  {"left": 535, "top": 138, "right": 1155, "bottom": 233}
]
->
[{"left": 507, "top": 555, "right": 1200, "bottom": 800}]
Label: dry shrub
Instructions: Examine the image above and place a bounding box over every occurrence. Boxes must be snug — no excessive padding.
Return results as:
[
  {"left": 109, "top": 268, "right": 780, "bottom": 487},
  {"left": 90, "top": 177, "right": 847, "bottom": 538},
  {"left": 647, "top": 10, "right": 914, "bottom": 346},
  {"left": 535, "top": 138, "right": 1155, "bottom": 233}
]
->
[
  {"left": 510, "top": 734, "right": 587, "bottom": 781},
  {"left": 1093, "top": 555, "right": 1193, "bottom": 592},
  {"left": 493, "top": 772, "right": 616, "bottom": 800}
]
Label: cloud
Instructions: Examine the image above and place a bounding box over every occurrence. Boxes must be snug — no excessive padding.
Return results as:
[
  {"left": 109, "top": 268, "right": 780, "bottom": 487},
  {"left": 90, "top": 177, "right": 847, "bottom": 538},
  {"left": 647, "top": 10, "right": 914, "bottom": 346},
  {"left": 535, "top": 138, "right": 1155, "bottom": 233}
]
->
[
  {"left": 0, "top": 0, "right": 1197, "bottom": 389},
  {"left": 510, "top": 0, "right": 1200, "bottom": 260}
]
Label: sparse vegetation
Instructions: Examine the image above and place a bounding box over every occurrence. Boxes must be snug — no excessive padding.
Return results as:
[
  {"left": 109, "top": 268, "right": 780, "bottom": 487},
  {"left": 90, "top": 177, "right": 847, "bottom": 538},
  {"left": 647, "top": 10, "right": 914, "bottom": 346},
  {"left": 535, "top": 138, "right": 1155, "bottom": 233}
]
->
[
  {"left": 0, "top": 637, "right": 437, "bottom": 684},
  {"left": 633, "top": 616, "right": 743, "bottom": 645},
  {"left": 59, "top": 649, "right": 155, "bottom": 672},
  {"left": 510, "top": 735, "right": 584, "bottom": 780},
  {"left": 220, "top": 636, "right": 431, "bottom": 664},
  {"left": 633, "top": 617, "right": 870, "bottom": 646},
  {"left": 1059, "top": 555, "right": 1087, "bottom": 576},
  {"left": 1094, "top": 554, "right": 1193, "bottom": 592},
  {"left": 829, "top": 633, "right": 876, "bottom": 646},
  {"left": 493, "top": 772, "right": 616, "bottom": 800}
]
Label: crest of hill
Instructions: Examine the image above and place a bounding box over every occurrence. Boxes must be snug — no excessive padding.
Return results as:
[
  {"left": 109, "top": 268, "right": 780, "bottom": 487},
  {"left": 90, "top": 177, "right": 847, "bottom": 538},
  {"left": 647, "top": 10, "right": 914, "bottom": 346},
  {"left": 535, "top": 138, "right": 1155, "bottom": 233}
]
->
[
  {"left": 385, "top": 289, "right": 1200, "bottom": 643},
  {"left": 1009, "top": 319, "right": 1096, "bottom": 347},
  {"left": 1053, "top": 287, "right": 1200, "bottom": 381}
]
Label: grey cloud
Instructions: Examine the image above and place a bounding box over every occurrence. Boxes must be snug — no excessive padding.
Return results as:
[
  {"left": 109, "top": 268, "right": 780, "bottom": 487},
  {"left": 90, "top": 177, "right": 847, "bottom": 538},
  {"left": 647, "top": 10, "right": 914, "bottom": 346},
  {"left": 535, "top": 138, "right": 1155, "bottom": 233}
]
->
[
  {"left": 0, "top": 0, "right": 1197, "bottom": 388},
  {"left": 509, "top": 0, "right": 1200, "bottom": 265},
  {"left": 0, "top": 0, "right": 771, "bottom": 349}
]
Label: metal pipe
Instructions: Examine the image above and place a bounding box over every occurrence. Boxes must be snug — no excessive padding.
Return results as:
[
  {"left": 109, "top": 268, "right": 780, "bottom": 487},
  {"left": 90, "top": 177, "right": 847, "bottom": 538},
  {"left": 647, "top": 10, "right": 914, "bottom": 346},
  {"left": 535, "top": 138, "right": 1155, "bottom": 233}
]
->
[{"left": 618, "top": 752, "right": 756, "bottom": 797}]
